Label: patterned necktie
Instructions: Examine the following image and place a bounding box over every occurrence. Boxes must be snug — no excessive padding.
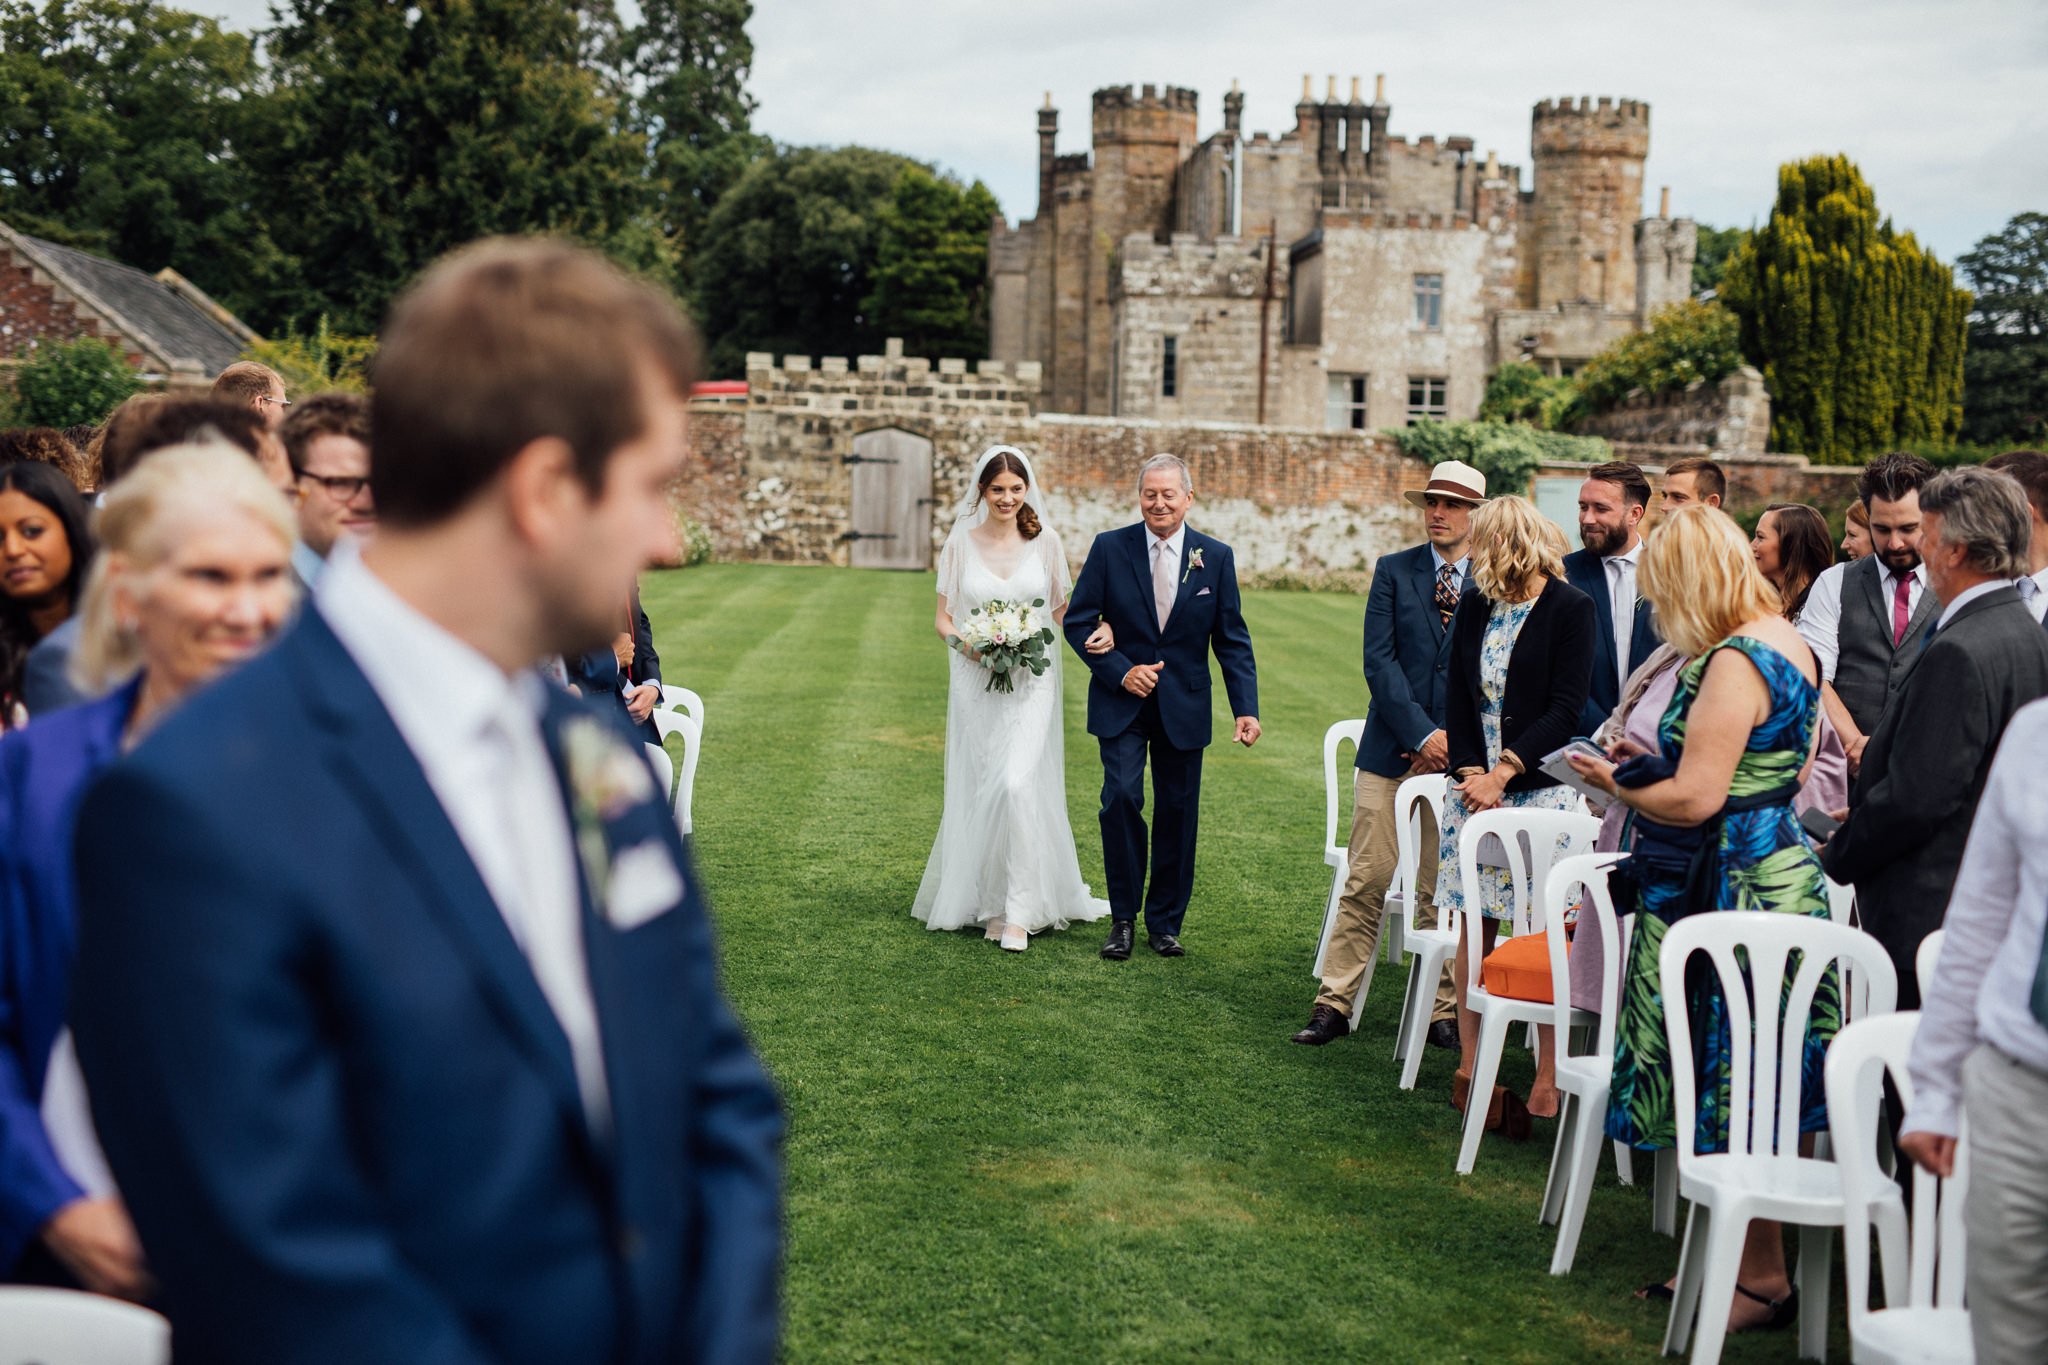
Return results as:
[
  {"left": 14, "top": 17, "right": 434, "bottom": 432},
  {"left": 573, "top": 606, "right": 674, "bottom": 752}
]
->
[
  {"left": 1892, "top": 571, "right": 1913, "bottom": 647},
  {"left": 1434, "top": 563, "right": 1458, "bottom": 626}
]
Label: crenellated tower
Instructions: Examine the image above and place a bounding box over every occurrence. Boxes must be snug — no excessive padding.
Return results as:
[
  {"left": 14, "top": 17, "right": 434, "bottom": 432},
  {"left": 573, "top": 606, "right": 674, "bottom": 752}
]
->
[{"left": 1528, "top": 96, "right": 1650, "bottom": 313}]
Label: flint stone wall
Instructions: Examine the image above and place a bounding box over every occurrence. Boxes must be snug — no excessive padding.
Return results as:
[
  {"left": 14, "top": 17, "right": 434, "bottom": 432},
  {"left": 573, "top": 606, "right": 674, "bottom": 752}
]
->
[
  {"left": 1574, "top": 365, "right": 1770, "bottom": 456},
  {"left": 671, "top": 344, "right": 1428, "bottom": 574}
]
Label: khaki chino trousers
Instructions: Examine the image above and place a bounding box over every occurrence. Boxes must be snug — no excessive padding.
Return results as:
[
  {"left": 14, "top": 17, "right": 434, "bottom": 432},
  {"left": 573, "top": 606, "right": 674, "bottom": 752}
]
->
[{"left": 1314, "top": 768, "right": 1455, "bottom": 1020}]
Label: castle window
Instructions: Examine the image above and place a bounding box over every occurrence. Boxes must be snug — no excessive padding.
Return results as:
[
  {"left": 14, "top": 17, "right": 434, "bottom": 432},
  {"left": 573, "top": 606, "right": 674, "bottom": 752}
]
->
[
  {"left": 1161, "top": 336, "right": 1178, "bottom": 398},
  {"left": 1413, "top": 274, "right": 1443, "bottom": 330},
  {"left": 1406, "top": 377, "right": 1447, "bottom": 424},
  {"left": 1326, "top": 375, "right": 1368, "bottom": 431}
]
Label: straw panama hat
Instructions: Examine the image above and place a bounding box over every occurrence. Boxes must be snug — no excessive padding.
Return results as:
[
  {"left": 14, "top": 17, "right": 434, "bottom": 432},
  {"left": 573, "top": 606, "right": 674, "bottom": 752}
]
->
[{"left": 1402, "top": 460, "right": 1488, "bottom": 508}]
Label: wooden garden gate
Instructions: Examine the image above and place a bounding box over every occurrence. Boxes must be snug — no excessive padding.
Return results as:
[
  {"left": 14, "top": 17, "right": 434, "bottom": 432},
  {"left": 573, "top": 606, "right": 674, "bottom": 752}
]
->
[{"left": 846, "top": 427, "right": 934, "bottom": 570}]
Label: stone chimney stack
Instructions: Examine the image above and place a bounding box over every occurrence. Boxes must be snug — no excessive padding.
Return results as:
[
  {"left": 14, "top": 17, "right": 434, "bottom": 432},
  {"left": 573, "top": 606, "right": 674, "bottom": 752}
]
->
[
  {"left": 1222, "top": 78, "right": 1243, "bottom": 135},
  {"left": 1037, "top": 94, "right": 1058, "bottom": 217}
]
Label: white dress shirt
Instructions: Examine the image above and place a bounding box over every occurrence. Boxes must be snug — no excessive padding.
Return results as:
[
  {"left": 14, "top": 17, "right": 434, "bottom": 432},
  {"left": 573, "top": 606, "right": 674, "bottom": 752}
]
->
[
  {"left": 2017, "top": 566, "right": 2048, "bottom": 623},
  {"left": 317, "top": 544, "right": 610, "bottom": 1131},
  {"left": 1149, "top": 523, "right": 1187, "bottom": 629},
  {"left": 1796, "top": 560, "right": 1929, "bottom": 682},
  {"left": 1604, "top": 539, "right": 1642, "bottom": 692},
  {"left": 1903, "top": 699, "right": 2048, "bottom": 1137}
]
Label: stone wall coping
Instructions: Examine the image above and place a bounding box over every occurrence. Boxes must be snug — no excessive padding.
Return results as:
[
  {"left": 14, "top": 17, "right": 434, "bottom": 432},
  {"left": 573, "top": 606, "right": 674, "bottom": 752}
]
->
[{"left": 1038, "top": 411, "right": 1403, "bottom": 442}]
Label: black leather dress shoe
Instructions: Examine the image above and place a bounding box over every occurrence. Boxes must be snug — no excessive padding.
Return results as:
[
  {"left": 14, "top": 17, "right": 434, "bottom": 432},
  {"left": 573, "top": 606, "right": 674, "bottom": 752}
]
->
[
  {"left": 1291, "top": 1004, "right": 1349, "bottom": 1045},
  {"left": 1101, "top": 922, "right": 1134, "bottom": 960},
  {"left": 1147, "top": 933, "right": 1184, "bottom": 957},
  {"left": 1427, "top": 1019, "right": 1460, "bottom": 1050}
]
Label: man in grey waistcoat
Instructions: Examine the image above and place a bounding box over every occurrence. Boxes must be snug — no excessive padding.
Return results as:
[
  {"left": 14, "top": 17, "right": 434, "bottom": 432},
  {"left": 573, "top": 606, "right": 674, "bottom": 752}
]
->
[
  {"left": 1797, "top": 453, "right": 1939, "bottom": 771},
  {"left": 1822, "top": 468, "right": 2048, "bottom": 1007}
]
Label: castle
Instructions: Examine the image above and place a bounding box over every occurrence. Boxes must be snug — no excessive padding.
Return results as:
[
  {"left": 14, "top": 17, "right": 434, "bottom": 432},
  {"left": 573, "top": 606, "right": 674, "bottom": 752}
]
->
[{"left": 987, "top": 76, "right": 1698, "bottom": 429}]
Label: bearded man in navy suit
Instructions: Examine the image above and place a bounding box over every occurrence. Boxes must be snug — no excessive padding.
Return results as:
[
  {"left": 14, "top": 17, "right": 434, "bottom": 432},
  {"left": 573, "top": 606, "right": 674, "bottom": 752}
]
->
[
  {"left": 69, "top": 240, "right": 781, "bottom": 1365},
  {"left": 1062, "top": 453, "right": 1259, "bottom": 960},
  {"left": 1560, "top": 460, "right": 1661, "bottom": 735}
]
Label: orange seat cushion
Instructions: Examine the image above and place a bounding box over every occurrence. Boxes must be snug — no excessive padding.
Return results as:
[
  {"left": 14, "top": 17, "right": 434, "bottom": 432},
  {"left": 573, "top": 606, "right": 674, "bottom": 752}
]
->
[{"left": 1482, "top": 933, "right": 1564, "bottom": 1003}]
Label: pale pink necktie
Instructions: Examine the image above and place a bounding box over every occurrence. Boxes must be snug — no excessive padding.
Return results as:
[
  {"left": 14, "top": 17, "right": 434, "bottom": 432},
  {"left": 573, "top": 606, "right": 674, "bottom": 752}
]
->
[
  {"left": 1153, "top": 539, "right": 1176, "bottom": 630},
  {"left": 1891, "top": 571, "right": 1912, "bottom": 647}
]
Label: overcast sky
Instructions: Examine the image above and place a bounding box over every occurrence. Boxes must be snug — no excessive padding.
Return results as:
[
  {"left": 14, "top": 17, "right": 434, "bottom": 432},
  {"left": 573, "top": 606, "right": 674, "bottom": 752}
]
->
[{"left": 206, "top": 0, "right": 2045, "bottom": 263}]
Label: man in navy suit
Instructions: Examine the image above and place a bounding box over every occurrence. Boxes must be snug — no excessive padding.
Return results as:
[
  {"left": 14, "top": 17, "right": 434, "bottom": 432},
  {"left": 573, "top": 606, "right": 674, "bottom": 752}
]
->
[
  {"left": 1291, "top": 460, "right": 1485, "bottom": 1046},
  {"left": 1560, "top": 460, "right": 1661, "bottom": 736},
  {"left": 1063, "top": 454, "right": 1259, "bottom": 960},
  {"left": 69, "top": 240, "right": 781, "bottom": 1365}
]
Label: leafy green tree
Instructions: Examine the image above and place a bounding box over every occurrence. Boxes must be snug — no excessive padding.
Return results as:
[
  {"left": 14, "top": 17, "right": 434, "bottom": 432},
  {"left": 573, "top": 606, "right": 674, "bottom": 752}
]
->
[
  {"left": 601, "top": 0, "right": 765, "bottom": 295},
  {"left": 1575, "top": 300, "right": 1743, "bottom": 412},
  {"left": 1692, "top": 224, "right": 1751, "bottom": 296},
  {"left": 0, "top": 0, "right": 286, "bottom": 325},
  {"left": 862, "top": 167, "right": 1000, "bottom": 360},
  {"left": 1956, "top": 211, "right": 2048, "bottom": 446},
  {"left": 1720, "top": 155, "right": 1970, "bottom": 463},
  {"left": 691, "top": 145, "right": 925, "bottom": 377},
  {"left": 253, "top": 0, "right": 666, "bottom": 334},
  {"left": 1478, "top": 360, "right": 1578, "bottom": 430},
  {"left": 4, "top": 336, "right": 141, "bottom": 427},
  {"left": 242, "top": 317, "right": 376, "bottom": 395}
]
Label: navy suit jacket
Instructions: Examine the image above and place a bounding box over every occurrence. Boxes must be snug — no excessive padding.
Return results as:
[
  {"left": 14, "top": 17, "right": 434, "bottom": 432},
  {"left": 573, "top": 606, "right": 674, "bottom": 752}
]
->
[
  {"left": 69, "top": 610, "right": 781, "bottom": 1365},
  {"left": 0, "top": 679, "right": 137, "bottom": 1273},
  {"left": 1357, "top": 544, "right": 1459, "bottom": 778},
  {"left": 1562, "top": 545, "right": 1661, "bottom": 736},
  {"left": 1062, "top": 524, "right": 1258, "bottom": 750}
]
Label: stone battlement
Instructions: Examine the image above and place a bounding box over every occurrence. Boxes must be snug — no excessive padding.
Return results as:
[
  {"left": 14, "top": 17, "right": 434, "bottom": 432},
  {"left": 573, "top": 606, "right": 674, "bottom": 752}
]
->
[
  {"left": 1092, "top": 83, "right": 1199, "bottom": 113},
  {"left": 1532, "top": 95, "right": 1649, "bottom": 123},
  {"left": 742, "top": 339, "right": 1040, "bottom": 420}
]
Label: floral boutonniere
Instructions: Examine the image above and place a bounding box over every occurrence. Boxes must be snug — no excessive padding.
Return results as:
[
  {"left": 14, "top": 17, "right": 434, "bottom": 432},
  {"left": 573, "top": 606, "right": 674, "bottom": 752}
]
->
[
  {"left": 1182, "top": 546, "right": 1205, "bottom": 584},
  {"left": 560, "top": 716, "right": 656, "bottom": 908}
]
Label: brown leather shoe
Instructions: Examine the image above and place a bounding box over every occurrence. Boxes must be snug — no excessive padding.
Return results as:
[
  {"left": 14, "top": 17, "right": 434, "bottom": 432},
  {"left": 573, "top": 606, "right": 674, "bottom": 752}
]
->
[{"left": 1290, "top": 1004, "right": 1350, "bottom": 1045}]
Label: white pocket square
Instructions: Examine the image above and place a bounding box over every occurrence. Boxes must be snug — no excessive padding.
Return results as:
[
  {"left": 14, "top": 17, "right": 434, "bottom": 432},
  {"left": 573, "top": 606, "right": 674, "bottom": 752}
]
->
[
  {"left": 605, "top": 839, "right": 685, "bottom": 930},
  {"left": 1196, "top": 587, "right": 1212, "bottom": 596}
]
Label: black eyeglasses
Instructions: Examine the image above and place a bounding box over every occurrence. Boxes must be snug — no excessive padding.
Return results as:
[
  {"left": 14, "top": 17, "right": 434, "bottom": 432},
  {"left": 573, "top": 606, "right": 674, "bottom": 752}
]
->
[{"left": 298, "top": 473, "right": 371, "bottom": 500}]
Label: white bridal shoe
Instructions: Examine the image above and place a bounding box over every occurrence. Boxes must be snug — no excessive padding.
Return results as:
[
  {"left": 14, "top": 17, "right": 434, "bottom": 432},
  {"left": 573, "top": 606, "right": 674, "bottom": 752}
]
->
[{"left": 1001, "top": 924, "right": 1029, "bottom": 952}]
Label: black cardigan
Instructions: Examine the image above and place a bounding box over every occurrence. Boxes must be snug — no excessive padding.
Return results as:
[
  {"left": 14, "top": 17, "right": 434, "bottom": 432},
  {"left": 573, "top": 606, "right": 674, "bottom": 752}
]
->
[{"left": 1445, "top": 575, "right": 1597, "bottom": 794}]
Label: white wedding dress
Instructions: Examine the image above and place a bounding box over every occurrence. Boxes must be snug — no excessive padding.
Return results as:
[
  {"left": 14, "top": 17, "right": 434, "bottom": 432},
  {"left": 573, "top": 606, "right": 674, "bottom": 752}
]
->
[{"left": 911, "top": 525, "right": 1110, "bottom": 935}]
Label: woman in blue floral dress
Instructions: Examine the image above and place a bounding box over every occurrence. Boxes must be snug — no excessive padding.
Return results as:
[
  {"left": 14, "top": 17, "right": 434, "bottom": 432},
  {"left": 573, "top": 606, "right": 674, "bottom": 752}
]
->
[
  {"left": 1440, "top": 496, "right": 1595, "bottom": 1122},
  {"left": 1569, "top": 505, "right": 1834, "bottom": 1330}
]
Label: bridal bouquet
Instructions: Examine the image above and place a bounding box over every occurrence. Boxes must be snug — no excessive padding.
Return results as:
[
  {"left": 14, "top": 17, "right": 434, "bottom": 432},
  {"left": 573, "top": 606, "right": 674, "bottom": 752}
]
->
[{"left": 951, "top": 598, "right": 1055, "bottom": 693}]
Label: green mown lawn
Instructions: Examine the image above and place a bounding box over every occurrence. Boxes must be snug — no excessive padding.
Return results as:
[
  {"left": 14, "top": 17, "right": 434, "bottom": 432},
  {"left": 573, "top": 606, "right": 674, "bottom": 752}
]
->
[{"left": 641, "top": 562, "right": 1829, "bottom": 1363}]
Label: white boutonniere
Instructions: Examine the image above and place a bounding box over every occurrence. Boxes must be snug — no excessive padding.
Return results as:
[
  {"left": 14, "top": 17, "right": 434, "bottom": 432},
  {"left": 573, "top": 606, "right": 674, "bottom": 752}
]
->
[
  {"left": 1182, "top": 546, "right": 1205, "bottom": 584},
  {"left": 561, "top": 716, "right": 656, "bottom": 908}
]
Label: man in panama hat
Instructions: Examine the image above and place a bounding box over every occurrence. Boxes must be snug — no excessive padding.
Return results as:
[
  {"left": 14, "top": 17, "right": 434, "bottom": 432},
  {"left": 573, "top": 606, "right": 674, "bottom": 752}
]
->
[{"left": 1293, "top": 460, "right": 1486, "bottom": 1046}]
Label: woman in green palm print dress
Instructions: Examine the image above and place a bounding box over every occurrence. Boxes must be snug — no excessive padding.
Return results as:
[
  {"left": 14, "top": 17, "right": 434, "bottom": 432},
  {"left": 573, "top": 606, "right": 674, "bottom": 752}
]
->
[{"left": 1568, "top": 506, "right": 1835, "bottom": 1327}]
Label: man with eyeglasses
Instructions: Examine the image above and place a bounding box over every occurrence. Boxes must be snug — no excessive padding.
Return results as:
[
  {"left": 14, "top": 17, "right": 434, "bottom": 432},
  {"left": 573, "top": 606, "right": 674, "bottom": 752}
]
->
[
  {"left": 212, "top": 361, "right": 292, "bottom": 431},
  {"left": 279, "top": 392, "right": 375, "bottom": 590}
]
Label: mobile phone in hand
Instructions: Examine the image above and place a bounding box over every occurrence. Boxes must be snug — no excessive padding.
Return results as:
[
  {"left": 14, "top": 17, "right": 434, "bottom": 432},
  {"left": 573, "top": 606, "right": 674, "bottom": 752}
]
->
[{"left": 1799, "top": 806, "right": 1842, "bottom": 841}]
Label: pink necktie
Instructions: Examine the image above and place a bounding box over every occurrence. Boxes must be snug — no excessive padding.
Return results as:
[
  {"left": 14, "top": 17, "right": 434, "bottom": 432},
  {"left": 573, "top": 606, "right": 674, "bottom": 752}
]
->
[{"left": 1892, "top": 572, "right": 1912, "bottom": 647}]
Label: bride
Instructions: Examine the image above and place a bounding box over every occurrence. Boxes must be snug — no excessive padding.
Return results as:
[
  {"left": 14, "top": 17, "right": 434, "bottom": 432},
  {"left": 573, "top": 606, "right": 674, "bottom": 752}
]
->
[{"left": 912, "top": 445, "right": 1111, "bottom": 950}]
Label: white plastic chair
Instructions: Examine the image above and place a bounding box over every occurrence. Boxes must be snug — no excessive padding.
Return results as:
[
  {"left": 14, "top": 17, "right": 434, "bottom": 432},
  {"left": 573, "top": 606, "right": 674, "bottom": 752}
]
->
[
  {"left": 1310, "top": 719, "right": 1367, "bottom": 979},
  {"left": 643, "top": 741, "right": 674, "bottom": 803},
  {"left": 1914, "top": 929, "right": 1945, "bottom": 1006},
  {"left": 1538, "top": 849, "right": 1633, "bottom": 1274},
  {"left": 1658, "top": 911, "right": 1899, "bottom": 1364},
  {"left": 1824, "top": 1011, "right": 1973, "bottom": 1365},
  {"left": 650, "top": 694, "right": 703, "bottom": 836},
  {"left": 0, "top": 1286, "right": 169, "bottom": 1365},
  {"left": 1390, "top": 773, "right": 1451, "bottom": 1083},
  {"left": 1452, "top": 806, "right": 1601, "bottom": 1174}
]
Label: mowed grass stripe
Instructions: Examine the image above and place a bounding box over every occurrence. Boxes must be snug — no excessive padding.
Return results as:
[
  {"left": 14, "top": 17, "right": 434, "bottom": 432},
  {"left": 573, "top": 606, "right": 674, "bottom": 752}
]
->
[{"left": 639, "top": 562, "right": 1832, "bottom": 1363}]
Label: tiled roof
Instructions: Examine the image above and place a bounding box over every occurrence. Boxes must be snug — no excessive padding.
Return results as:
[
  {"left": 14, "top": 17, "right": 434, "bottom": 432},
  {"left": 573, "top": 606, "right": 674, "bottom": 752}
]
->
[{"left": 8, "top": 227, "right": 254, "bottom": 375}]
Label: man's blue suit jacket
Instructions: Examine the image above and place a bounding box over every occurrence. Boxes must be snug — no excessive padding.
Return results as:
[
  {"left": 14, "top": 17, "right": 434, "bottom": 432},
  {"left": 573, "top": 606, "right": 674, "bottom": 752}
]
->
[
  {"left": 1062, "top": 524, "right": 1257, "bottom": 751},
  {"left": 1561, "top": 545, "right": 1661, "bottom": 737},
  {"left": 69, "top": 609, "right": 782, "bottom": 1365},
  {"left": 1356, "top": 543, "right": 1457, "bottom": 779},
  {"left": 0, "top": 679, "right": 136, "bottom": 1273}
]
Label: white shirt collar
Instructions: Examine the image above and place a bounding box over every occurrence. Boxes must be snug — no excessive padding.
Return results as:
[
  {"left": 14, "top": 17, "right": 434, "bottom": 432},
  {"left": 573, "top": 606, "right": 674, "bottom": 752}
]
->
[
  {"left": 1885, "top": 560, "right": 1929, "bottom": 590},
  {"left": 291, "top": 540, "right": 326, "bottom": 589},
  {"left": 315, "top": 540, "right": 546, "bottom": 762},
  {"left": 1936, "top": 577, "right": 2011, "bottom": 631},
  {"left": 1433, "top": 547, "right": 1470, "bottom": 576},
  {"left": 1605, "top": 537, "right": 1642, "bottom": 568},
  {"left": 1149, "top": 523, "right": 1187, "bottom": 559}
]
